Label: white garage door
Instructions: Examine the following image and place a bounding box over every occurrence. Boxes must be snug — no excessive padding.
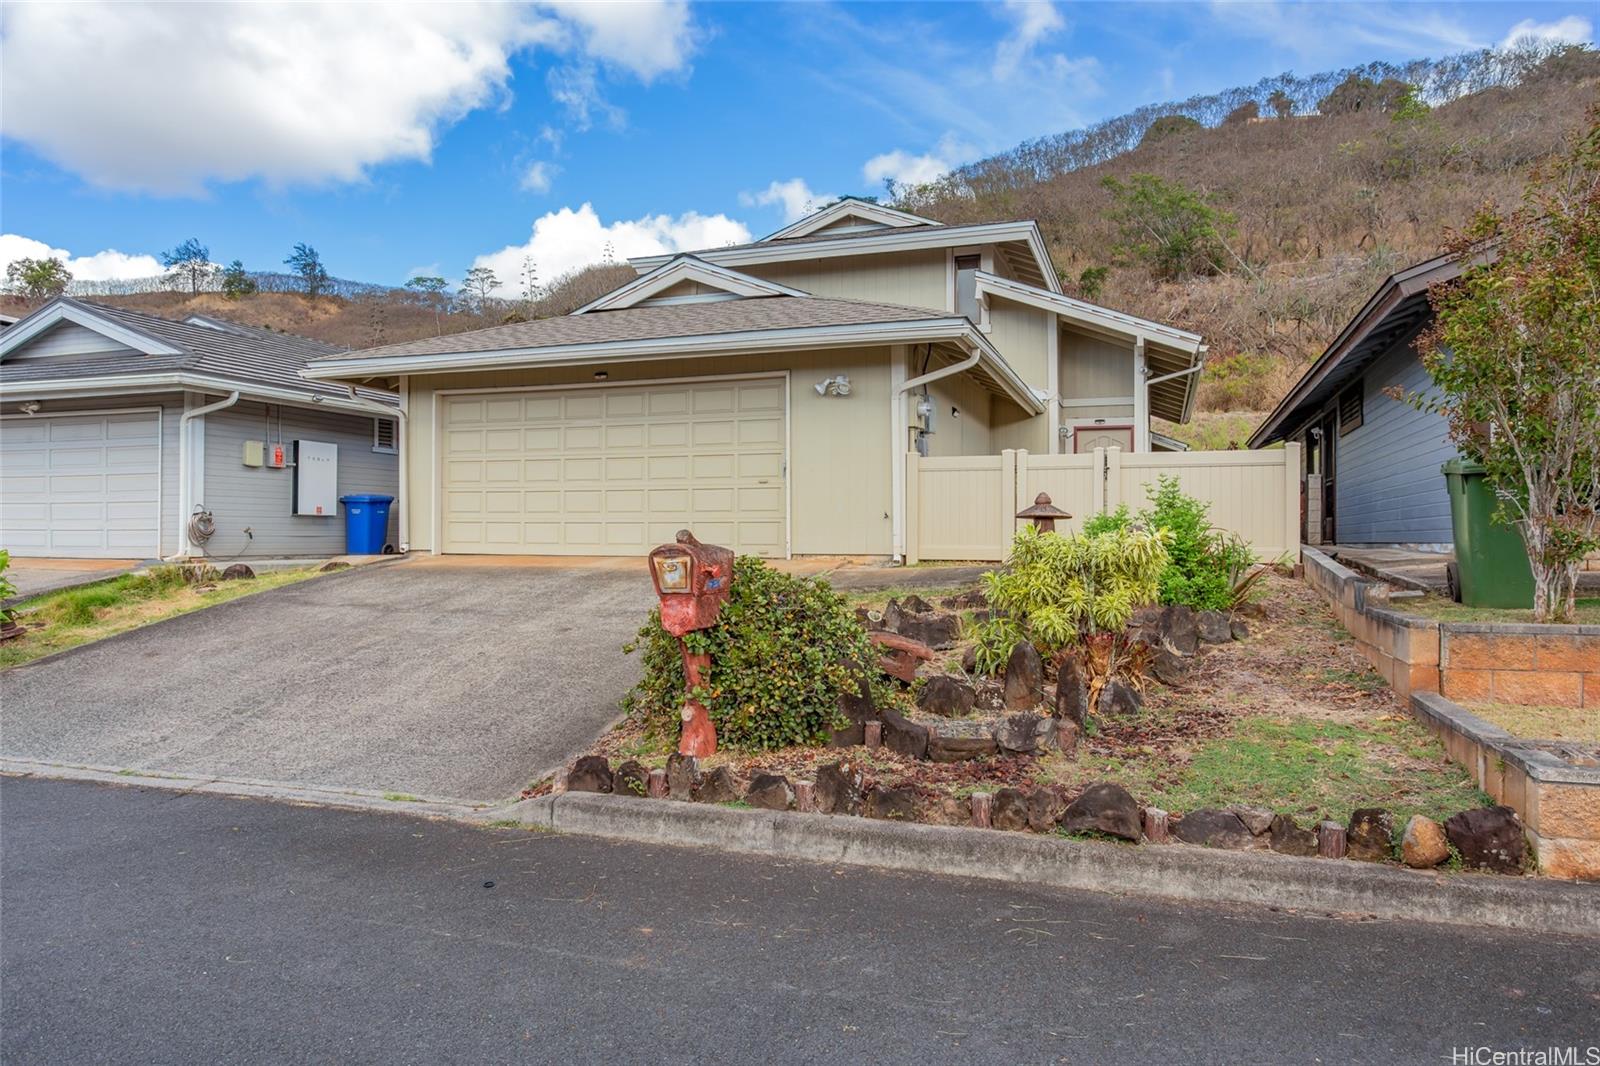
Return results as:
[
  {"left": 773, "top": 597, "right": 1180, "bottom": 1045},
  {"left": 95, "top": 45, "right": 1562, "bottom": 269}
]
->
[
  {"left": 441, "top": 377, "right": 787, "bottom": 556},
  {"left": 0, "top": 410, "right": 162, "bottom": 558}
]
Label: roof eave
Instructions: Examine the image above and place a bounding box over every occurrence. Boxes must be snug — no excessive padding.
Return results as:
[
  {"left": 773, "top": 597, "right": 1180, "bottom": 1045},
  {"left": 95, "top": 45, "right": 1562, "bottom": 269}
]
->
[{"left": 0, "top": 371, "right": 394, "bottom": 412}]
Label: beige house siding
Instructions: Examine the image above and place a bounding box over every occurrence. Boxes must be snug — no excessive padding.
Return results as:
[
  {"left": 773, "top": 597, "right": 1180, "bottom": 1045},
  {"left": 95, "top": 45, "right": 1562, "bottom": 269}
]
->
[
  {"left": 746, "top": 251, "right": 948, "bottom": 313},
  {"left": 405, "top": 346, "right": 898, "bottom": 556},
  {"left": 987, "top": 299, "right": 1053, "bottom": 454},
  {"left": 1060, "top": 327, "right": 1135, "bottom": 401},
  {"left": 920, "top": 372, "right": 994, "bottom": 457}
]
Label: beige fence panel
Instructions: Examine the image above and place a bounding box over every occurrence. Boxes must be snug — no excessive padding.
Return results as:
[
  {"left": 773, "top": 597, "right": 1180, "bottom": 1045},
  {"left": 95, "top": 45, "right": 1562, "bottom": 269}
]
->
[
  {"left": 1016, "top": 451, "right": 1099, "bottom": 538},
  {"left": 905, "top": 451, "right": 1013, "bottom": 563},
  {"left": 1109, "top": 444, "right": 1301, "bottom": 561}
]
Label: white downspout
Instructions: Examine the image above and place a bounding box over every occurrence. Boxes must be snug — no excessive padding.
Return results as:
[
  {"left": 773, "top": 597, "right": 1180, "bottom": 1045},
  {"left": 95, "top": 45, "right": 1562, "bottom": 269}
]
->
[
  {"left": 169, "top": 390, "right": 239, "bottom": 559},
  {"left": 892, "top": 344, "right": 982, "bottom": 561},
  {"left": 326, "top": 386, "right": 408, "bottom": 553}
]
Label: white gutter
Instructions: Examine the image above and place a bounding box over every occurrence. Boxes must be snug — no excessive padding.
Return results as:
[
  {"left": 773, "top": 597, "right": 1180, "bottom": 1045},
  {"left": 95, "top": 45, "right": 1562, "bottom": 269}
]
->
[
  {"left": 1145, "top": 363, "right": 1204, "bottom": 387},
  {"left": 0, "top": 373, "right": 393, "bottom": 415},
  {"left": 891, "top": 345, "right": 983, "bottom": 561},
  {"left": 170, "top": 390, "right": 239, "bottom": 559},
  {"left": 314, "top": 386, "right": 409, "bottom": 553}
]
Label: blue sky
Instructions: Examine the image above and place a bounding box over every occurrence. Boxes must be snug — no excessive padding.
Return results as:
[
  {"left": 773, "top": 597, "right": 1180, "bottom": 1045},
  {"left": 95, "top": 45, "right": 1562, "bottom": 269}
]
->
[{"left": 0, "top": 1, "right": 1591, "bottom": 295}]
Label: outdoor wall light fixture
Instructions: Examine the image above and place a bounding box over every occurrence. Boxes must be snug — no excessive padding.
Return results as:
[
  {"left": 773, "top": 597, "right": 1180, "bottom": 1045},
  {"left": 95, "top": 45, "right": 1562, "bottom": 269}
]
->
[
  {"left": 18, "top": 401, "right": 41, "bottom": 415},
  {"left": 594, "top": 370, "right": 609, "bottom": 381},
  {"left": 814, "top": 374, "right": 851, "bottom": 396}
]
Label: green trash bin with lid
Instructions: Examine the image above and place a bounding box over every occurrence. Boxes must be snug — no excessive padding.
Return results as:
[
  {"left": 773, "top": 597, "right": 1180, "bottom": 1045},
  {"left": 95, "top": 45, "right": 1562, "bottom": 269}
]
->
[{"left": 1441, "top": 459, "right": 1533, "bottom": 608}]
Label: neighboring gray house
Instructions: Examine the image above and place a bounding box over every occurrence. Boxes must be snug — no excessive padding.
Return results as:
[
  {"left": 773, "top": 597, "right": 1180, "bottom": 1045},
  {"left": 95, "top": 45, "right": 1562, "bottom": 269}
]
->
[
  {"left": 1249, "top": 251, "right": 1471, "bottom": 550},
  {"left": 0, "top": 298, "right": 399, "bottom": 560}
]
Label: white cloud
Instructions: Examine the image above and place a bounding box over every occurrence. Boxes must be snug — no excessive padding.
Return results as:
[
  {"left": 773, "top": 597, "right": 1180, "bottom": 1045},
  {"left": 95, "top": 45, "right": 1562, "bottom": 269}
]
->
[
  {"left": 0, "top": 1, "right": 697, "bottom": 195},
  {"left": 520, "top": 161, "right": 558, "bottom": 193},
  {"left": 471, "top": 203, "right": 750, "bottom": 294},
  {"left": 0, "top": 234, "right": 163, "bottom": 283},
  {"left": 1499, "top": 15, "right": 1593, "bottom": 50},
  {"left": 739, "top": 179, "right": 833, "bottom": 224},
  {"left": 993, "top": 0, "right": 1065, "bottom": 80},
  {"left": 862, "top": 134, "right": 978, "bottom": 190}
]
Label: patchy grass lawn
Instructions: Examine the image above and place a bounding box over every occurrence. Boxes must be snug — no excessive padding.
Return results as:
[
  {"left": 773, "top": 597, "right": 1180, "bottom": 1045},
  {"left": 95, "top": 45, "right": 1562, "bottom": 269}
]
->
[
  {"left": 594, "top": 571, "right": 1488, "bottom": 828},
  {"left": 1, "top": 566, "right": 321, "bottom": 670},
  {"left": 1400, "top": 595, "right": 1600, "bottom": 625},
  {"left": 1465, "top": 703, "right": 1600, "bottom": 743}
]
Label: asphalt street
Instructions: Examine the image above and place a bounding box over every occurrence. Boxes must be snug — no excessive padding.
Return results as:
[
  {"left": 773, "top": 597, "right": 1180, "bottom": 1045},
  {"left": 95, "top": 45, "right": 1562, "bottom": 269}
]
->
[{"left": 3, "top": 776, "right": 1597, "bottom": 1065}]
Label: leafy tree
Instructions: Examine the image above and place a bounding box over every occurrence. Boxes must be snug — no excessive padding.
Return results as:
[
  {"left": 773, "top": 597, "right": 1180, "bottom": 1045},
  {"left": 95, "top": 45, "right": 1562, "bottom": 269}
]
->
[
  {"left": 405, "top": 275, "right": 449, "bottom": 334},
  {"left": 284, "top": 243, "right": 329, "bottom": 297},
  {"left": 1102, "top": 173, "right": 1239, "bottom": 280},
  {"left": 459, "top": 266, "right": 499, "bottom": 311},
  {"left": 220, "top": 260, "right": 257, "bottom": 299},
  {"left": 1076, "top": 265, "right": 1109, "bottom": 301},
  {"left": 1391, "top": 84, "right": 1431, "bottom": 122},
  {"left": 1267, "top": 89, "right": 1294, "bottom": 119},
  {"left": 1403, "top": 108, "right": 1600, "bottom": 622},
  {"left": 160, "top": 237, "right": 215, "bottom": 295},
  {"left": 1138, "top": 114, "right": 1203, "bottom": 146},
  {"left": 1317, "top": 73, "right": 1410, "bottom": 116},
  {"left": 5, "top": 257, "right": 71, "bottom": 301},
  {"left": 1223, "top": 100, "right": 1260, "bottom": 126}
]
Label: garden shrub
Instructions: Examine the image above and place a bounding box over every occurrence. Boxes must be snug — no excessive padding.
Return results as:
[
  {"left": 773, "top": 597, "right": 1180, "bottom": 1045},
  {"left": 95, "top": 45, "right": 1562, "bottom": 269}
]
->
[
  {"left": 1082, "top": 477, "right": 1257, "bottom": 611},
  {"left": 622, "top": 556, "right": 895, "bottom": 751},
  {"left": 974, "top": 523, "right": 1168, "bottom": 675}
]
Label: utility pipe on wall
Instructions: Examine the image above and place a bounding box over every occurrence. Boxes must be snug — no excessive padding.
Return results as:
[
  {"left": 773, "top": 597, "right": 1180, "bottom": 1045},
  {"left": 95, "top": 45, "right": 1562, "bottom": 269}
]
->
[
  {"left": 891, "top": 344, "right": 981, "bottom": 561},
  {"left": 168, "top": 390, "right": 239, "bottom": 559}
]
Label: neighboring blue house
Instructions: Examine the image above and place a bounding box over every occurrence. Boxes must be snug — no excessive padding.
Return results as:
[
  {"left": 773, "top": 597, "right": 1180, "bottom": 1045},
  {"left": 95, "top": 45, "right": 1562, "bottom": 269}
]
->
[{"left": 1250, "top": 251, "right": 1472, "bottom": 550}]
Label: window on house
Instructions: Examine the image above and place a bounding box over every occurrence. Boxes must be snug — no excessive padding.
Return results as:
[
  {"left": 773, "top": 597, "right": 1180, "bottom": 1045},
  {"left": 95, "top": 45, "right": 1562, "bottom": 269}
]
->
[
  {"left": 1338, "top": 385, "right": 1363, "bottom": 436},
  {"left": 372, "top": 417, "right": 398, "bottom": 453},
  {"left": 954, "top": 254, "right": 980, "bottom": 323}
]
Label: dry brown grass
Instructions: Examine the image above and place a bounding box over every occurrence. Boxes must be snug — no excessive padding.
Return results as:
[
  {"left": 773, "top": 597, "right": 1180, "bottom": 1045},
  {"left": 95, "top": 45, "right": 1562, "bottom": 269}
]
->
[{"left": 1464, "top": 703, "right": 1600, "bottom": 743}]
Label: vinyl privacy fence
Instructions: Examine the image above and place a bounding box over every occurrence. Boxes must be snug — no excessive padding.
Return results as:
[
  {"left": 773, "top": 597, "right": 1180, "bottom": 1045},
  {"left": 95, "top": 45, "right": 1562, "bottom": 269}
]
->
[{"left": 905, "top": 444, "right": 1302, "bottom": 564}]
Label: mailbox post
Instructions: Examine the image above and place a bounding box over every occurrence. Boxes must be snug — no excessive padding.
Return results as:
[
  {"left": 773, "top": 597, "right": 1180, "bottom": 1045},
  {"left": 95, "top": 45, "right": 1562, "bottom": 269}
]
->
[{"left": 647, "top": 530, "right": 735, "bottom": 757}]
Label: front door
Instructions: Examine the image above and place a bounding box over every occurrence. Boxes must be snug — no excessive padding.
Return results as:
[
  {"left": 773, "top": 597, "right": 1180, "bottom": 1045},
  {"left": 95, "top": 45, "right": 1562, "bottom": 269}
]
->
[
  {"left": 1074, "top": 424, "right": 1134, "bottom": 453},
  {"left": 1319, "top": 411, "right": 1338, "bottom": 543}
]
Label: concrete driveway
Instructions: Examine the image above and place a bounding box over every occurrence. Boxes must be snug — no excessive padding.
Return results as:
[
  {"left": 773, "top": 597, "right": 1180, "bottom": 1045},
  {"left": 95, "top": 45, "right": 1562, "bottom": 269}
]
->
[{"left": 0, "top": 560, "right": 655, "bottom": 802}]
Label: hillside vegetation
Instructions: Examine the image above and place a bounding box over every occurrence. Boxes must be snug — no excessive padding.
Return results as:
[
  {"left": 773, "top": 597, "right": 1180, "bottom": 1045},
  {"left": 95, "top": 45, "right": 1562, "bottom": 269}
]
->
[{"left": 894, "top": 44, "right": 1600, "bottom": 443}]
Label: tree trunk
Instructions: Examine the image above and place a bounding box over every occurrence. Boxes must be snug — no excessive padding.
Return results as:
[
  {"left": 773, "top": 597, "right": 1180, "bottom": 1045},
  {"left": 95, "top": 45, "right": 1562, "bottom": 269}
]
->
[{"left": 1523, "top": 519, "right": 1580, "bottom": 623}]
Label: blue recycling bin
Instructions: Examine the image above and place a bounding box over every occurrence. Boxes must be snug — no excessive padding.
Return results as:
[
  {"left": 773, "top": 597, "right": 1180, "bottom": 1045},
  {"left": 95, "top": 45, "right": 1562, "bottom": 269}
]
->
[{"left": 340, "top": 494, "right": 394, "bottom": 555}]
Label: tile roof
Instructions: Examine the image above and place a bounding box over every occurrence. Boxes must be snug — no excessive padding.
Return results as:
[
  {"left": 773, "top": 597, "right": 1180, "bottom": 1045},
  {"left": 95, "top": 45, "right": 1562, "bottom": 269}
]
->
[{"left": 312, "top": 295, "right": 959, "bottom": 363}]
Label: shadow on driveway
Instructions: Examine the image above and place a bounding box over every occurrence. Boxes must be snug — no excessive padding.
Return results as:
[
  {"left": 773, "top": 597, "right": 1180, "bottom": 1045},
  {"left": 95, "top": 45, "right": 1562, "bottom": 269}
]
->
[{"left": 0, "top": 561, "right": 655, "bottom": 803}]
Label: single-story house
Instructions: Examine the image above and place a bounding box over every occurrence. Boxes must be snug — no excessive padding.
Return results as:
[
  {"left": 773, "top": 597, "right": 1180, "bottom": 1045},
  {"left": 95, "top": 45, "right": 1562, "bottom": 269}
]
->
[
  {"left": 1248, "top": 250, "right": 1473, "bottom": 549},
  {"left": 305, "top": 198, "right": 1207, "bottom": 560},
  {"left": 0, "top": 298, "right": 399, "bottom": 560}
]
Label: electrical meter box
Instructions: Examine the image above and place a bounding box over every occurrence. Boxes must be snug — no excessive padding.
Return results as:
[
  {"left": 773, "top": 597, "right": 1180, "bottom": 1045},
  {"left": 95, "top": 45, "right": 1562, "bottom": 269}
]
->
[
  {"left": 292, "top": 440, "right": 338, "bottom": 516},
  {"left": 266, "top": 442, "right": 287, "bottom": 469}
]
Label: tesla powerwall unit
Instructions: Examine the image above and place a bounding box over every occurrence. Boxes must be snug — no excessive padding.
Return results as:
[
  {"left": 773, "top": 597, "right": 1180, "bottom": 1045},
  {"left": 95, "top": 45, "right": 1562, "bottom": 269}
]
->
[{"left": 292, "top": 440, "right": 338, "bottom": 516}]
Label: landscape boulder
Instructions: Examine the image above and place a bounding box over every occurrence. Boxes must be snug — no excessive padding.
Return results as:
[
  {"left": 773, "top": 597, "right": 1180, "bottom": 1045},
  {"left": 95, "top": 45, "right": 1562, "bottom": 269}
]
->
[
  {"left": 992, "top": 713, "right": 1047, "bottom": 755},
  {"left": 1059, "top": 782, "right": 1142, "bottom": 841},
  {"left": 1444, "top": 806, "right": 1525, "bottom": 873},
  {"left": 1228, "top": 805, "right": 1276, "bottom": 836},
  {"left": 1267, "top": 813, "right": 1319, "bottom": 856},
  {"left": 1172, "top": 808, "right": 1260, "bottom": 849},
  {"left": 879, "top": 707, "right": 930, "bottom": 760},
  {"left": 612, "top": 760, "right": 648, "bottom": 798},
  {"left": 1345, "top": 808, "right": 1395, "bottom": 862},
  {"left": 1027, "top": 785, "right": 1069, "bottom": 833},
  {"left": 884, "top": 597, "right": 960, "bottom": 648},
  {"left": 1196, "top": 610, "right": 1233, "bottom": 644},
  {"left": 1158, "top": 606, "right": 1200, "bottom": 656},
  {"left": 941, "top": 589, "right": 987, "bottom": 610},
  {"left": 695, "top": 765, "right": 740, "bottom": 804},
  {"left": 566, "top": 755, "right": 613, "bottom": 794},
  {"left": 1400, "top": 815, "right": 1451, "bottom": 869},
  {"left": 917, "top": 675, "right": 976, "bottom": 717},
  {"left": 991, "top": 787, "right": 1029, "bottom": 831},
  {"left": 814, "top": 760, "right": 864, "bottom": 815},
  {"left": 960, "top": 645, "right": 978, "bottom": 674},
  {"left": 745, "top": 773, "right": 794, "bottom": 811},
  {"left": 666, "top": 752, "right": 701, "bottom": 800},
  {"left": 864, "top": 786, "right": 918, "bottom": 821},
  {"left": 1151, "top": 647, "right": 1192, "bottom": 687},
  {"left": 1002, "top": 642, "right": 1044, "bottom": 709},
  {"left": 1054, "top": 652, "right": 1090, "bottom": 728},
  {"left": 220, "top": 563, "right": 255, "bottom": 580},
  {"left": 1229, "top": 618, "right": 1251, "bottom": 641},
  {"left": 1096, "top": 679, "right": 1143, "bottom": 717},
  {"left": 926, "top": 732, "right": 999, "bottom": 763}
]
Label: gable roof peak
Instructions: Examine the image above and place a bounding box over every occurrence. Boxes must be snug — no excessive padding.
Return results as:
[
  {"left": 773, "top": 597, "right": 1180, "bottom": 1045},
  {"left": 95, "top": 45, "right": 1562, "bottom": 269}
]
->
[
  {"left": 571, "top": 254, "right": 811, "bottom": 314},
  {"left": 761, "top": 197, "right": 941, "bottom": 242}
]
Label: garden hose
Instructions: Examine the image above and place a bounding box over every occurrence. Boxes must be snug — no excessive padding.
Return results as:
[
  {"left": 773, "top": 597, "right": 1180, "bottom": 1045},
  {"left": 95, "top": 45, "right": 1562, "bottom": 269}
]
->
[{"left": 187, "top": 508, "right": 217, "bottom": 545}]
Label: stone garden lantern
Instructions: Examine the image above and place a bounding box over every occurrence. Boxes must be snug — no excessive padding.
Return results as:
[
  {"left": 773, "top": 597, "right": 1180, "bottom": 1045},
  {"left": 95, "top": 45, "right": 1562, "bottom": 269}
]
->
[{"left": 1016, "top": 492, "right": 1071, "bottom": 532}]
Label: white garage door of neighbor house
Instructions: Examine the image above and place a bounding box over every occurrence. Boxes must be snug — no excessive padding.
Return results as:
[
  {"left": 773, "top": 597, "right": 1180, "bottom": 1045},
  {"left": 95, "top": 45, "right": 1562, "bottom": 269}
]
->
[
  {"left": 441, "top": 377, "right": 787, "bottom": 556},
  {"left": 0, "top": 410, "right": 162, "bottom": 558}
]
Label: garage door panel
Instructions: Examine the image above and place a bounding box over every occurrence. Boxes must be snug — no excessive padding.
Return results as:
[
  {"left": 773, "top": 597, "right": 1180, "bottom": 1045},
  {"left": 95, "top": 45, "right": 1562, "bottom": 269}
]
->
[
  {"left": 51, "top": 502, "right": 105, "bottom": 522},
  {"left": 442, "top": 379, "right": 786, "bottom": 556},
  {"left": 107, "top": 444, "right": 160, "bottom": 468},
  {"left": 5, "top": 421, "right": 48, "bottom": 444}
]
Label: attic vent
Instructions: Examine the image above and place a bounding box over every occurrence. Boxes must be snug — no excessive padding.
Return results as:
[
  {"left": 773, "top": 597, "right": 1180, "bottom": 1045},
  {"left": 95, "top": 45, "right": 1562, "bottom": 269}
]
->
[
  {"left": 1338, "top": 385, "right": 1363, "bottom": 436},
  {"left": 372, "top": 417, "right": 397, "bottom": 453}
]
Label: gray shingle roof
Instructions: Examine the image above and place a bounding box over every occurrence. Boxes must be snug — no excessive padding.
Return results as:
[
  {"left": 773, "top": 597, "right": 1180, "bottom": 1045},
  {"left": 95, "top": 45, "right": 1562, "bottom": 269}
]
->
[
  {"left": 648, "top": 218, "right": 1037, "bottom": 258},
  {"left": 312, "top": 295, "right": 961, "bottom": 363},
  {"left": 1, "top": 299, "right": 393, "bottom": 405}
]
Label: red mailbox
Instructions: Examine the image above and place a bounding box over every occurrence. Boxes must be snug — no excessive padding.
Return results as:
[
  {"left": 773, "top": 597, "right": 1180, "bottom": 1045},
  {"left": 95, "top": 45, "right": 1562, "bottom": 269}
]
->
[{"left": 647, "top": 530, "right": 735, "bottom": 757}]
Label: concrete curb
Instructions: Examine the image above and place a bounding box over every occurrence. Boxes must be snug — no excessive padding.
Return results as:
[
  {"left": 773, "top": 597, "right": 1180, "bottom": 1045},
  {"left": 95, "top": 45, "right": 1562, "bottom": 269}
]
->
[
  {"left": 491, "top": 792, "right": 1600, "bottom": 937},
  {"left": 0, "top": 758, "right": 491, "bottom": 819}
]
